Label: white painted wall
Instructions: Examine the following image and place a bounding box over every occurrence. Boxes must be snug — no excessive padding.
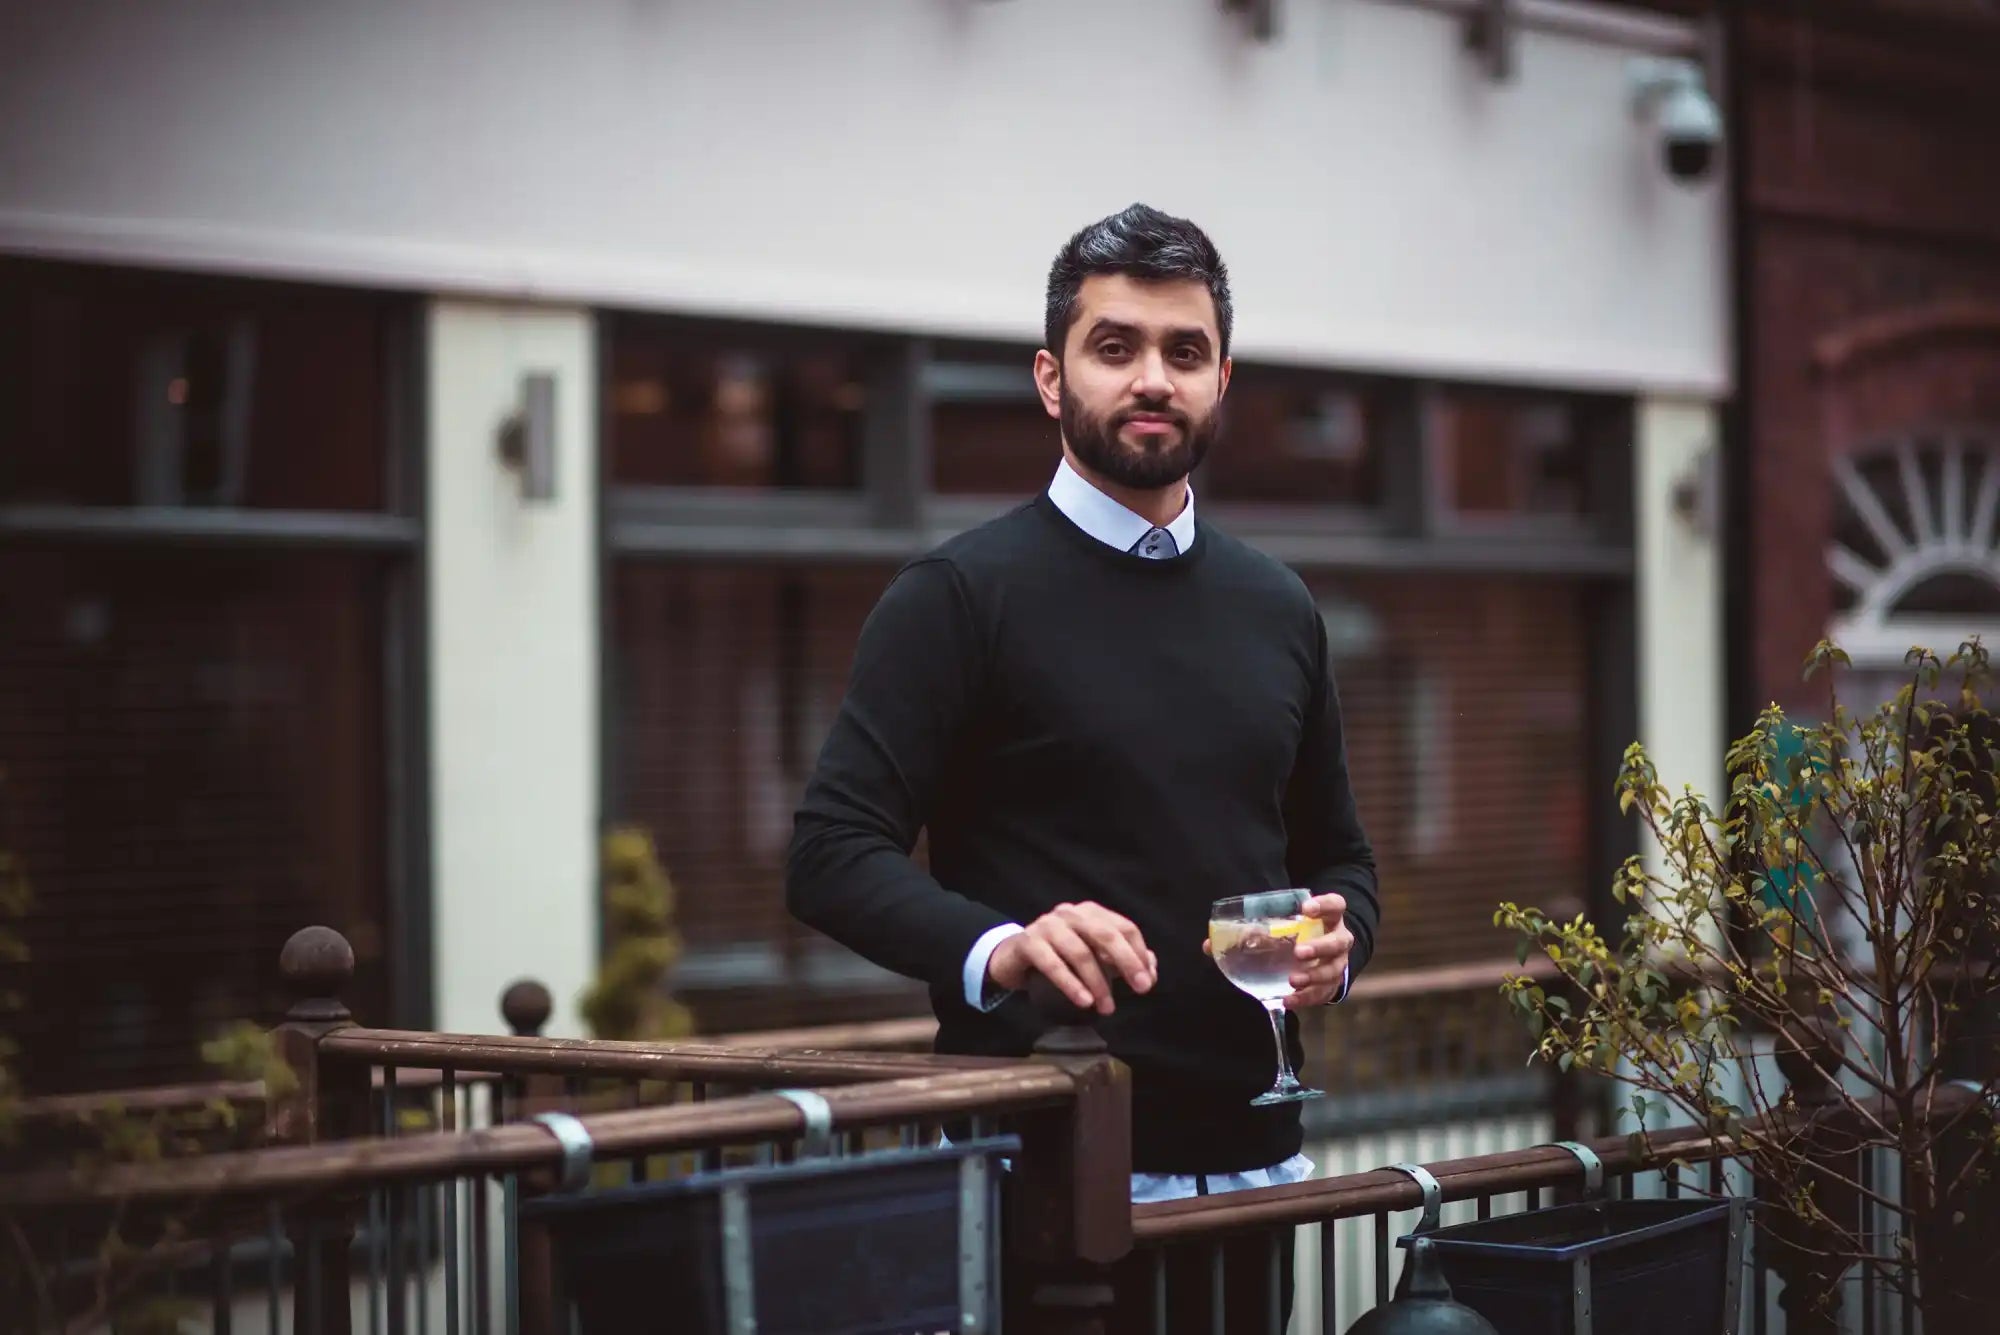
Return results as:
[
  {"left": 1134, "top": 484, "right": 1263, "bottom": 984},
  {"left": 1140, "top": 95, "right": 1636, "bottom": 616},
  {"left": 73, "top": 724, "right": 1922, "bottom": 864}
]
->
[
  {"left": 427, "top": 301, "right": 597, "bottom": 1037},
  {"left": 1636, "top": 396, "right": 1725, "bottom": 866},
  {"left": 0, "top": 0, "right": 1727, "bottom": 394}
]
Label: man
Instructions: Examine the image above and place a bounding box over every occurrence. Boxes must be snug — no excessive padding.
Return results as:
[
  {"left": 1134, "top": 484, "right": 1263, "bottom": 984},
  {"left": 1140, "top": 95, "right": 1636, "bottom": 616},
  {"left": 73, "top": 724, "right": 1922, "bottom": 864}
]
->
[{"left": 787, "top": 203, "right": 1379, "bottom": 1330}]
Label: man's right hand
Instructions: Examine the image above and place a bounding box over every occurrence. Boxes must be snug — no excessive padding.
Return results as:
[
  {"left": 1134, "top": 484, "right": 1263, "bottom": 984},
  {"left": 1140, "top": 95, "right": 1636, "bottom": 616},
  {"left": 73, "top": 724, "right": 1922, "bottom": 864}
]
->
[{"left": 987, "top": 902, "right": 1157, "bottom": 1015}]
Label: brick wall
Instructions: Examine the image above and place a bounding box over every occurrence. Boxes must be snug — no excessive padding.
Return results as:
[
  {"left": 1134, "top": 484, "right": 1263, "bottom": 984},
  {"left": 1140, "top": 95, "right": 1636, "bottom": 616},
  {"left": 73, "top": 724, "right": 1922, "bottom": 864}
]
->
[{"left": 1739, "top": 4, "right": 2000, "bottom": 711}]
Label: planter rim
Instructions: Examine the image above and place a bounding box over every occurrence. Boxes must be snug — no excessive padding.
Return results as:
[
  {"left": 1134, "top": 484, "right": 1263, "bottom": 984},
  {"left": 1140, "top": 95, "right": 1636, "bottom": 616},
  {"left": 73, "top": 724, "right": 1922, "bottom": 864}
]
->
[
  {"left": 1410, "top": 1197, "right": 1736, "bottom": 1263},
  {"left": 520, "top": 1134, "right": 1019, "bottom": 1220}
]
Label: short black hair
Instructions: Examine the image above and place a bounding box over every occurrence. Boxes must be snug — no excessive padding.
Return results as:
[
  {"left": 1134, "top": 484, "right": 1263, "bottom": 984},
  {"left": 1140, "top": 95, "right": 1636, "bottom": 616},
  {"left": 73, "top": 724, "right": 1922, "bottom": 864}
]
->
[{"left": 1044, "top": 203, "right": 1233, "bottom": 360}]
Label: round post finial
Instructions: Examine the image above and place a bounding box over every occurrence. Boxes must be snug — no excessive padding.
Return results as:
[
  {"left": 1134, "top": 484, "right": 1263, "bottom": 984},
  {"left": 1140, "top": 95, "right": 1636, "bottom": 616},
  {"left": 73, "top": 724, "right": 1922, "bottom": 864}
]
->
[
  {"left": 1024, "top": 975, "right": 1108, "bottom": 1056},
  {"left": 501, "top": 979, "right": 554, "bottom": 1036},
  {"left": 1343, "top": 1238, "right": 1502, "bottom": 1335},
  {"left": 280, "top": 926, "right": 355, "bottom": 1024}
]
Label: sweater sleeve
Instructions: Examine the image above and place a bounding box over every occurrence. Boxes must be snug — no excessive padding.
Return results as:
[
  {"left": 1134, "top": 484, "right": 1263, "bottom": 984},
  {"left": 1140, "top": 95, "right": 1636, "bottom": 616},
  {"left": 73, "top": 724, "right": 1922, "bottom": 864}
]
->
[
  {"left": 786, "top": 557, "right": 1012, "bottom": 994},
  {"left": 1283, "top": 605, "right": 1382, "bottom": 977}
]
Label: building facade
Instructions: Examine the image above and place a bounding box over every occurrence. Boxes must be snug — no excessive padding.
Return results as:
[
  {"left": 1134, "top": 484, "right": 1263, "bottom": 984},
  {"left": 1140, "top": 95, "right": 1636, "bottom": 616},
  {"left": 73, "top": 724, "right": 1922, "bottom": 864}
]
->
[
  {"left": 0, "top": 0, "right": 1728, "bottom": 1090},
  {"left": 1728, "top": 0, "right": 2000, "bottom": 722}
]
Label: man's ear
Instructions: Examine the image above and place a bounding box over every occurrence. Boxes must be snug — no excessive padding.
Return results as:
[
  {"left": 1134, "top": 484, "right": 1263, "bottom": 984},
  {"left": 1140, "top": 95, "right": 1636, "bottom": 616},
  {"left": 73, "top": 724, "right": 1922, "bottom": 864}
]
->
[
  {"left": 1218, "top": 354, "right": 1233, "bottom": 401},
  {"left": 1033, "top": 348, "right": 1063, "bottom": 421}
]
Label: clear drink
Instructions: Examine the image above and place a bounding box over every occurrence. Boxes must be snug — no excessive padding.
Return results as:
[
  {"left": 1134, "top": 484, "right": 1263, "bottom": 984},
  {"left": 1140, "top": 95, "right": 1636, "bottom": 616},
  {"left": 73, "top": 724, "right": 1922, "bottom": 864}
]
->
[
  {"left": 1208, "top": 916, "right": 1325, "bottom": 1001},
  {"left": 1208, "top": 890, "right": 1326, "bottom": 1106}
]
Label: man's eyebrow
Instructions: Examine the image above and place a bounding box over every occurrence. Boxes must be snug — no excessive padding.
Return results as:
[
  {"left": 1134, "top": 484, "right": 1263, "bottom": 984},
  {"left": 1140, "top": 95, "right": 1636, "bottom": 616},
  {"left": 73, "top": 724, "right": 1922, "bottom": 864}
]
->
[{"left": 1082, "top": 318, "right": 1214, "bottom": 349}]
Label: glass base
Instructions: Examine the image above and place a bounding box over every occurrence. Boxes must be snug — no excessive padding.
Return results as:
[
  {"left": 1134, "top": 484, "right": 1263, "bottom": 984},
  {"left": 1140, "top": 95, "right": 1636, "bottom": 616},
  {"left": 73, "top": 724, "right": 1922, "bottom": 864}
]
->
[{"left": 1250, "top": 1084, "right": 1324, "bottom": 1106}]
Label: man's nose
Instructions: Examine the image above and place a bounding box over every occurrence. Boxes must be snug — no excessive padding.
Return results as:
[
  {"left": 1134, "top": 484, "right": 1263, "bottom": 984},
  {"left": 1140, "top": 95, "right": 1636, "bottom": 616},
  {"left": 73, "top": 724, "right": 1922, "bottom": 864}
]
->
[{"left": 1131, "top": 349, "right": 1175, "bottom": 400}]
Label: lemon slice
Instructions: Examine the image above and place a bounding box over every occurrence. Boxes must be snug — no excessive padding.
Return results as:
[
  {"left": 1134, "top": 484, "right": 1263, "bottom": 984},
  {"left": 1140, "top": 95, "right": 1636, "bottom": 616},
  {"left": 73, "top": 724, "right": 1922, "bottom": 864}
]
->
[{"left": 1268, "top": 917, "right": 1323, "bottom": 942}]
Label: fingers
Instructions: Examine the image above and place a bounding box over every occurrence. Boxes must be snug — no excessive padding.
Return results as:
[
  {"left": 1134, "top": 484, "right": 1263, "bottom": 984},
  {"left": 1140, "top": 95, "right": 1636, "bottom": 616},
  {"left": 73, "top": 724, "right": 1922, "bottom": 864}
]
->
[
  {"left": 1058, "top": 903, "right": 1154, "bottom": 995},
  {"left": 1015, "top": 931, "right": 1099, "bottom": 1013},
  {"left": 1022, "top": 903, "right": 1156, "bottom": 1014},
  {"left": 1295, "top": 914, "right": 1354, "bottom": 964}
]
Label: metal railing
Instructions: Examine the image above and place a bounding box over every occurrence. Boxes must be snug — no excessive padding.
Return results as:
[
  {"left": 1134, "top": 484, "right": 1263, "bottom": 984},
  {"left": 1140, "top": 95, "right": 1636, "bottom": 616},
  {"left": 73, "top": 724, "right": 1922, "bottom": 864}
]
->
[{"left": 27, "top": 928, "right": 1989, "bottom": 1333}]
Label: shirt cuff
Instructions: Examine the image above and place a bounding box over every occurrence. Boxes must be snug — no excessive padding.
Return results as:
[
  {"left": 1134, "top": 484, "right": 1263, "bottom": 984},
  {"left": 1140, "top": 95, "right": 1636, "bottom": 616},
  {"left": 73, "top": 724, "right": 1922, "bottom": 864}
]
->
[
  {"left": 963, "top": 923, "right": 1026, "bottom": 1011},
  {"left": 1329, "top": 964, "right": 1351, "bottom": 1004}
]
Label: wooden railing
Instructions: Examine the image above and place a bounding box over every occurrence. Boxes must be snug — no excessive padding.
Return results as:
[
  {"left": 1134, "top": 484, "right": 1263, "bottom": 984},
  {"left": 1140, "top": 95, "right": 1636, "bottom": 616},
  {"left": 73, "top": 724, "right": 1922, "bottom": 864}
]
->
[{"left": 0, "top": 930, "right": 1600, "bottom": 1335}]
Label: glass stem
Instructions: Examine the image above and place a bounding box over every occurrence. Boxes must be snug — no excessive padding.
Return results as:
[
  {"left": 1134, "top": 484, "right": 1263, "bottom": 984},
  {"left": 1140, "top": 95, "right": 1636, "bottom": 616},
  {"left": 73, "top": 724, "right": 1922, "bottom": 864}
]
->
[{"left": 1264, "top": 1001, "right": 1295, "bottom": 1086}]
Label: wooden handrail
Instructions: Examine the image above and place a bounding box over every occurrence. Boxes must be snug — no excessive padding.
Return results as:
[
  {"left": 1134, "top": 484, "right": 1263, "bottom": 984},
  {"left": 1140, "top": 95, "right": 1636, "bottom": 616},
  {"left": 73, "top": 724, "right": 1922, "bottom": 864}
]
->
[
  {"left": 320, "top": 1028, "right": 1010, "bottom": 1084},
  {"left": 1130, "top": 1082, "right": 1988, "bottom": 1242},
  {"left": 705, "top": 1015, "right": 938, "bottom": 1051},
  {"left": 1, "top": 1064, "right": 1076, "bottom": 1210},
  {"left": 13, "top": 1079, "right": 267, "bottom": 1127}
]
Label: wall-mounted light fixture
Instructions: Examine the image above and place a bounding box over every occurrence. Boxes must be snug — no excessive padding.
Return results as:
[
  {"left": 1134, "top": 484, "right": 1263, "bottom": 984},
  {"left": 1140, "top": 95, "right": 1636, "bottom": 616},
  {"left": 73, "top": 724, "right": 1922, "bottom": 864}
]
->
[
  {"left": 1629, "top": 56, "right": 1724, "bottom": 184},
  {"left": 497, "top": 371, "right": 558, "bottom": 503},
  {"left": 1462, "top": 0, "right": 1516, "bottom": 82},
  {"left": 1220, "top": 0, "right": 1279, "bottom": 42}
]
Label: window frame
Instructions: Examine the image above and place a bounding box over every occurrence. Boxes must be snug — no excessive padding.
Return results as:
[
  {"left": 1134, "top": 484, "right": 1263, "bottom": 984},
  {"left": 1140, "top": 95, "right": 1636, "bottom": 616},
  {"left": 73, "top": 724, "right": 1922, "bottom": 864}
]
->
[{"left": 0, "top": 259, "right": 434, "bottom": 1033}]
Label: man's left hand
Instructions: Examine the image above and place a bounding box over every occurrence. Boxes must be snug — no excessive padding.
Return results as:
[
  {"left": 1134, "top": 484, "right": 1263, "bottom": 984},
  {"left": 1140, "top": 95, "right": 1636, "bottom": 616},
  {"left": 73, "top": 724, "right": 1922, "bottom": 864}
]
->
[{"left": 1285, "top": 892, "right": 1353, "bottom": 1009}]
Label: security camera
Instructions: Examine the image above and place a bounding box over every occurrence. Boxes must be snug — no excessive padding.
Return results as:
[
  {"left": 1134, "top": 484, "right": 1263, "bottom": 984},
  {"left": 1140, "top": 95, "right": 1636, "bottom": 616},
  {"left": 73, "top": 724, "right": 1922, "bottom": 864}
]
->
[{"left": 1628, "top": 57, "right": 1723, "bottom": 183}]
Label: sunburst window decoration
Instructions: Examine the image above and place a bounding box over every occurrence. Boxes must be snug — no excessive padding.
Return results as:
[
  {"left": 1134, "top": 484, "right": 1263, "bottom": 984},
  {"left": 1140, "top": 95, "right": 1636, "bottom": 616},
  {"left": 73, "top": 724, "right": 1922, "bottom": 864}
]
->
[{"left": 1826, "top": 432, "right": 2000, "bottom": 667}]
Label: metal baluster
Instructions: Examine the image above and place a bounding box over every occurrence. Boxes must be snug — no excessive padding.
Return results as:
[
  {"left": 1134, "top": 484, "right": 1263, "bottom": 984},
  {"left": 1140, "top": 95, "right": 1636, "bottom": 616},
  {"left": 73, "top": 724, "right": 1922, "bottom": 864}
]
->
[
  {"left": 1752, "top": 1191, "right": 1767, "bottom": 1335},
  {"left": 1209, "top": 1243, "right": 1225, "bottom": 1335},
  {"left": 212, "top": 1240, "right": 234, "bottom": 1334},
  {"left": 473, "top": 1083, "right": 492, "bottom": 1335},
  {"left": 267, "top": 1202, "right": 283, "bottom": 1335},
  {"left": 1666, "top": 1161, "right": 1681, "bottom": 1199},
  {"left": 504, "top": 1173, "right": 521, "bottom": 1335},
  {"left": 304, "top": 1217, "right": 324, "bottom": 1335},
  {"left": 1709, "top": 1157, "right": 1724, "bottom": 1197},
  {"left": 1899, "top": 1156, "right": 1915, "bottom": 1335},
  {"left": 694, "top": 1082, "right": 720, "bottom": 1172},
  {"left": 1374, "top": 1211, "right": 1390, "bottom": 1307},
  {"left": 1862, "top": 1145, "right": 1877, "bottom": 1335},
  {"left": 369, "top": 1084, "right": 386, "bottom": 1335},
  {"left": 416, "top": 1171, "right": 432, "bottom": 1335},
  {"left": 443, "top": 1070, "right": 459, "bottom": 1335},
  {"left": 1526, "top": 1186, "right": 1541, "bottom": 1211},
  {"left": 1266, "top": 1230, "right": 1283, "bottom": 1335},
  {"left": 1154, "top": 1249, "right": 1169, "bottom": 1335},
  {"left": 1477, "top": 1192, "right": 1493, "bottom": 1221},
  {"left": 1619, "top": 1171, "right": 1635, "bottom": 1201},
  {"left": 1318, "top": 1222, "right": 1338, "bottom": 1335},
  {"left": 386, "top": 1068, "right": 405, "bottom": 1335}
]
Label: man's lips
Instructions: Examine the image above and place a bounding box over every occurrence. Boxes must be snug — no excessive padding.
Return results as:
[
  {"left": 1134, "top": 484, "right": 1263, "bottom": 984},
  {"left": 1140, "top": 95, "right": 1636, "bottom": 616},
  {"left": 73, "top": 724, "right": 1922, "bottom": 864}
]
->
[{"left": 1120, "top": 414, "right": 1184, "bottom": 436}]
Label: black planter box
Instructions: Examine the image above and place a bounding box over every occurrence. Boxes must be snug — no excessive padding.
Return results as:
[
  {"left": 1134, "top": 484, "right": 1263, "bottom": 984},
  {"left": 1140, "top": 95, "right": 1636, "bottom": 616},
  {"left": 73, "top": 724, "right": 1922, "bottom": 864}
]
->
[
  {"left": 522, "top": 1137, "right": 1016, "bottom": 1335},
  {"left": 1408, "top": 1197, "right": 1747, "bottom": 1335}
]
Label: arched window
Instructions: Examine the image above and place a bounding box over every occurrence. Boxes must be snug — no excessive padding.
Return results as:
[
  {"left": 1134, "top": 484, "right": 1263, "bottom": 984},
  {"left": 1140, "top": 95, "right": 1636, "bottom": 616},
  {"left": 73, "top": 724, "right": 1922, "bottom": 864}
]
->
[{"left": 1826, "top": 432, "right": 2000, "bottom": 677}]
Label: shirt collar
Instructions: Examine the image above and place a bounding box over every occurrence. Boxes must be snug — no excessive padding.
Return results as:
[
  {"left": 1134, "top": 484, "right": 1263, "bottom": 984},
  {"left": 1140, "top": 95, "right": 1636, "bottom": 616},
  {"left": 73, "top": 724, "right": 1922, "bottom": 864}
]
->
[{"left": 1047, "top": 458, "right": 1197, "bottom": 556}]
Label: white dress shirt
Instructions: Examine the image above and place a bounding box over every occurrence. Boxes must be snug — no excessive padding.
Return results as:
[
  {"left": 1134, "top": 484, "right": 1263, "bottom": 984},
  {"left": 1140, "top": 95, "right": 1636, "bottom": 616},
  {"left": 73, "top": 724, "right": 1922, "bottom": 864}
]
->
[{"left": 954, "top": 458, "right": 1330, "bottom": 1202}]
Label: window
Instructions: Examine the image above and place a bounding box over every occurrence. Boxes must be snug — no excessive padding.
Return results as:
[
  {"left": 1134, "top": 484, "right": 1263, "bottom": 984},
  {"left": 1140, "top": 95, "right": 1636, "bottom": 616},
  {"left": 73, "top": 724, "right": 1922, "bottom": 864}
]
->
[
  {"left": 608, "top": 561, "right": 921, "bottom": 1031},
  {"left": 1305, "top": 574, "right": 1592, "bottom": 968},
  {"left": 606, "top": 317, "right": 872, "bottom": 490},
  {"left": 0, "top": 261, "right": 415, "bottom": 1093},
  {"left": 1432, "top": 388, "right": 1625, "bottom": 519},
  {"left": 1, "top": 264, "right": 396, "bottom": 511},
  {"left": 1201, "top": 370, "right": 1389, "bottom": 508},
  {"left": 926, "top": 344, "right": 1057, "bottom": 498}
]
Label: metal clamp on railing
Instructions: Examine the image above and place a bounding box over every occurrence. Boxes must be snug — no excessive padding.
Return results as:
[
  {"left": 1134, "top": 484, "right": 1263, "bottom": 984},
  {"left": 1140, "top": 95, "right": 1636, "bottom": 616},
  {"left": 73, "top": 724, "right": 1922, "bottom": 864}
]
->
[
  {"left": 1383, "top": 1161, "right": 1443, "bottom": 1233},
  {"left": 1950, "top": 1078, "right": 2000, "bottom": 1112},
  {"left": 1548, "top": 1139, "right": 1605, "bottom": 1199},
  {"left": 771, "top": 1089, "right": 835, "bottom": 1158},
  {"left": 531, "top": 1111, "right": 596, "bottom": 1193}
]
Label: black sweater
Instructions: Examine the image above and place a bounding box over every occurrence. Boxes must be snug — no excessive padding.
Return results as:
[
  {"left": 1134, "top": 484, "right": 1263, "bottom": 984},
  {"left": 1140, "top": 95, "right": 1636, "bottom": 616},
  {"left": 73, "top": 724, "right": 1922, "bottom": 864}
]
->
[{"left": 786, "top": 493, "right": 1379, "bottom": 1173}]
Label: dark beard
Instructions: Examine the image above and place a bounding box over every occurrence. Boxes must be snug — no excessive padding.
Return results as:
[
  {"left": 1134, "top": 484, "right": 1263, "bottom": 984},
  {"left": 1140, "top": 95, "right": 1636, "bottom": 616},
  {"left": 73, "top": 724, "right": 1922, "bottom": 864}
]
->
[{"left": 1059, "top": 380, "right": 1217, "bottom": 490}]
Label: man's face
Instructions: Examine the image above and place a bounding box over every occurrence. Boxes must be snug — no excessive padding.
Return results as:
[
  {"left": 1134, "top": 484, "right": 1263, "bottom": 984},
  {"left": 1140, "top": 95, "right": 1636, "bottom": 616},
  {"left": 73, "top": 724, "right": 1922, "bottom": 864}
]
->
[{"left": 1034, "top": 274, "right": 1232, "bottom": 491}]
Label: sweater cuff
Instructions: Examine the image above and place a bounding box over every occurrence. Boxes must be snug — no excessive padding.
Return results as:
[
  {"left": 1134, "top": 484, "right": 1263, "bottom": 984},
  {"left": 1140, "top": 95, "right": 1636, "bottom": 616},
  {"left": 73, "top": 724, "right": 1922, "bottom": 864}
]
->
[
  {"left": 1328, "top": 963, "right": 1351, "bottom": 1005},
  {"left": 963, "top": 923, "right": 1025, "bottom": 1011}
]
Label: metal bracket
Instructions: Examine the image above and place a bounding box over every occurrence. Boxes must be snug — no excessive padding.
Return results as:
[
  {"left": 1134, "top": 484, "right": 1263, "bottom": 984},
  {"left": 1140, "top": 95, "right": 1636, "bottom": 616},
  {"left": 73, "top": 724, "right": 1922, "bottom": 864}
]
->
[
  {"left": 1949, "top": 1078, "right": 2000, "bottom": 1113},
  {"left": 1549, "top": 1140, "right": 1605, "bottom": 1199},
  {"left": 1384, "top": 1162, "right": 1443, "bottom": 1234},
  {"left": 1463, "top": 0, "right": 1516, "bottom": 82},
  {"left": 530, "top": 1111, "right": 595, "bottom": 1193},
  {"left": 771, "top": 1088, "right": 836, "bottom": 1158}
]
